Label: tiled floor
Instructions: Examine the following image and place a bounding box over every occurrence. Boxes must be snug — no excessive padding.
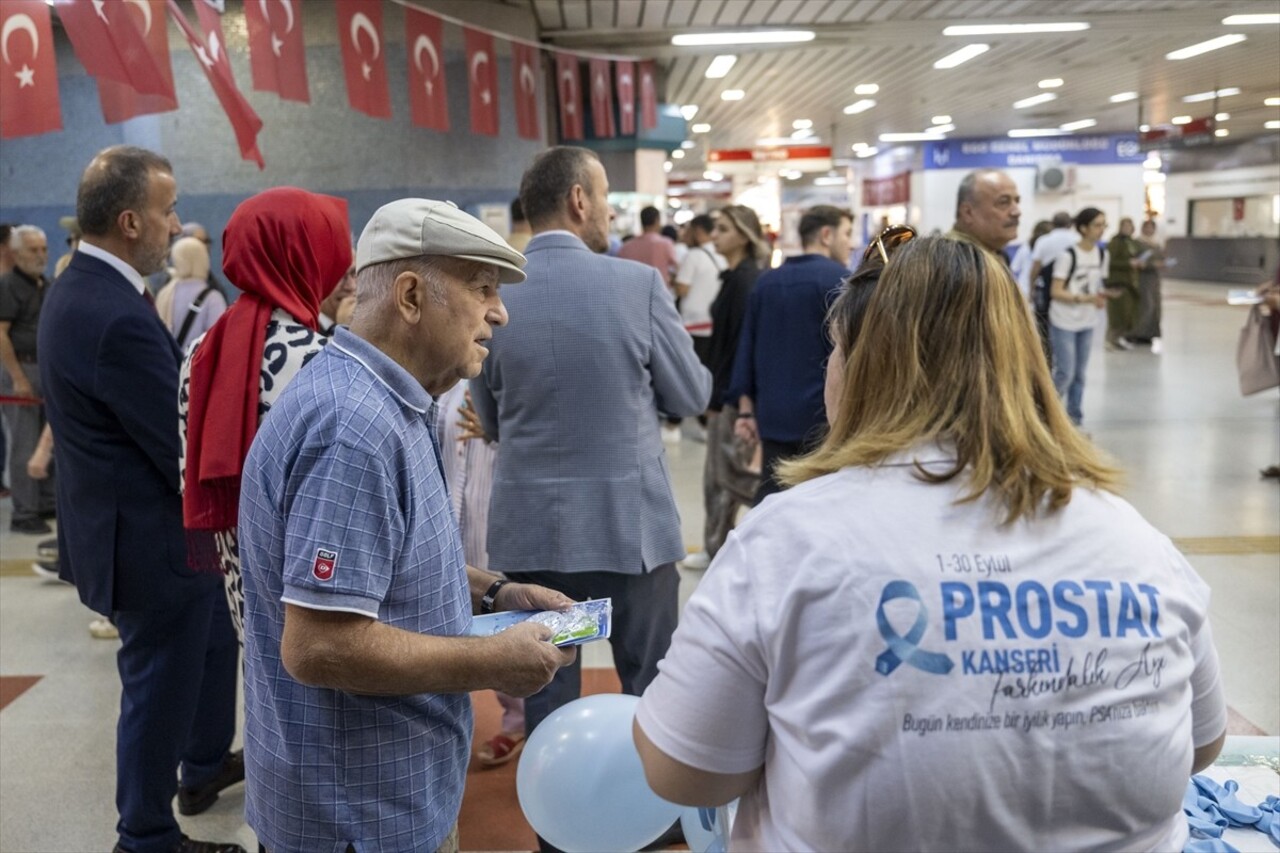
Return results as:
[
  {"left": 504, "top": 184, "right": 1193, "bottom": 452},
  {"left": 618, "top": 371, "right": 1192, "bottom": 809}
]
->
[{"left": 1, "top": 278, "right": 1277, "bottom": 852}]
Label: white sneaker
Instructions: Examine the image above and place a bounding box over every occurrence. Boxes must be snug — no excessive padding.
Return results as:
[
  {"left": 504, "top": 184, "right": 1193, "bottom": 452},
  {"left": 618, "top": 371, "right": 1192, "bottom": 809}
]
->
[
  {"left": 661, "top": 425, "right": 681, "bottom": 444},
  {"left": 88, "top": 618, "right": 119, "bottom": 640},
  {"left": 1116, "top": 337, "right": 1136, "bottom": 351},
  {"left": 1150, "top": 337, "right": 1163, "bottom": 354},
  {"left": 31, "top": 561, "right": 62, "bottom": 583},
  {"left": 681, "top": 551, "right": 711, "bottom": 570}
]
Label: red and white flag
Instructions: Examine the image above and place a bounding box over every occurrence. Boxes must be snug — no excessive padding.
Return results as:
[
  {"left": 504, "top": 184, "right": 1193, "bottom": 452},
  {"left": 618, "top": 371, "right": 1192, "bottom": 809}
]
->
[
  {"left": 639, "top": 59, "right": 658, "bottom": 130},
  {"left": 166, "top": 0, "right": 264, "bottom": 168},
  {"left": 554, "top": 52, "right": 582, "bottom": 141},
  {"left": 335, "top": 0, "right": 390, "bottom": 119},
  {"left": 243, "top": 0, "right": 308, "bottom": 102},
  {"left": 615, "top": 59, "right": 635, "bottom": 136},
  {"left": 464, "top": 27, "right": 498, "bottom": 137},
  {"left": 192, "top": 0, "right": 235, "bottom": 86},
  {"left": 0, "top": 0, "right": 61, "bottom": 138},
  {"left": 96, "top": 0, "right": 177, "bottom": 124},
  {"left": 588, "top": 57, "right": 614, "bottom": 138},
  {"left": 404, "top": 6, "right": 447, "bottom": 132},
  {"left": 511, "top": 41, "right": 540, "bottom": 141},
  {"left": 56, "top": 0, "right": 172, "bottom": 97}
]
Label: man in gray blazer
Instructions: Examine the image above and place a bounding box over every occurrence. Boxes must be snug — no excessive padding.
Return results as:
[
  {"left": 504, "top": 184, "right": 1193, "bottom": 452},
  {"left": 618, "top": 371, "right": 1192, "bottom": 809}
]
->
[{"left": 471, "top": 146, "right": 710, "bottom": 740}]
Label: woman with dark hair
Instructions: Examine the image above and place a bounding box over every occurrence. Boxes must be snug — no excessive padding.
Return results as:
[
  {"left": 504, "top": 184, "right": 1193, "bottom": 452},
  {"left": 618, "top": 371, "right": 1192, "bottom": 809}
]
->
[
  {"left": 685, "top": 205, "right": 767, "bottom": 570},
  {"left": 636, "top": 236, "right": 1225, "bottom": 851},
  {"left": 179, "top": 187, "right": 353, "bottom": 641},
  {"left": 1049, "top": 207, "right": 1111, "bottom": 425}
]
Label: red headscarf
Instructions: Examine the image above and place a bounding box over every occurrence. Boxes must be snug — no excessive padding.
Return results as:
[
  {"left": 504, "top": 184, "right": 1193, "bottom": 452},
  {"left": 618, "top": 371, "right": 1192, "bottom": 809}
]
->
[{"left": 183, "top": 187, "right": 351, "bottom": 568}]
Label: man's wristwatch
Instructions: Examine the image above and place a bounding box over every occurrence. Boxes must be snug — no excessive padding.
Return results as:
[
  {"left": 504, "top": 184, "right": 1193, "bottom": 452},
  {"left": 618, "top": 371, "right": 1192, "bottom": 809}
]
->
[{"left": 480, "top": 579, "right": 509, "bottom": 614}]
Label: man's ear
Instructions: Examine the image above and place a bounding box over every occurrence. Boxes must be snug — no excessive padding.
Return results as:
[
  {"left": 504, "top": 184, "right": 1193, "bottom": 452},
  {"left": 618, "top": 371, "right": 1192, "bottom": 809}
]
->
[
  {"left": 819, "top": 224, "right": 834, "bottom": 248},
  {"left": 393, "top": 270, "right": 423, "bottom": 324},
  {"left": 567, "top": 185, "right": 586, "bottom": 224},
  {"left": 117, "top": 210, "right": 141, "bottom": 241}
]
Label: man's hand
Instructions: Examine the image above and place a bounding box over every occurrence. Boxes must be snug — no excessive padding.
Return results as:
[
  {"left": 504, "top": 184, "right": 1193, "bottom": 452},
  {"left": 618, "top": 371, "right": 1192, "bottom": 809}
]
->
[
  {"left": 486, "top": 621, "right": 577, "bottom": 697},
  {"left": 27, "top": 444, "right": 51, "bottom": 479},
  {"left": 734, "top": 415, "right": 759, "bottom": 446},
  {"left": 497, "top": 582, "right": 575, "bottom": 613}
]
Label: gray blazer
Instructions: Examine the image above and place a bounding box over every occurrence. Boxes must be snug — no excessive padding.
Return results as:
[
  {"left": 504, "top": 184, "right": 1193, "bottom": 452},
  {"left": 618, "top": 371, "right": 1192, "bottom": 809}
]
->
[{"left": 470, "top": 231, "right": 711, "bottom": 574}]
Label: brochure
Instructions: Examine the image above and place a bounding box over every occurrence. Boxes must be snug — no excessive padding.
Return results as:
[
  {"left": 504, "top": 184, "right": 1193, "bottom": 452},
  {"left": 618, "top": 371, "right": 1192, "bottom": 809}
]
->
[{"left": 468, "top": 598, "right": 612, "bottom": 647}]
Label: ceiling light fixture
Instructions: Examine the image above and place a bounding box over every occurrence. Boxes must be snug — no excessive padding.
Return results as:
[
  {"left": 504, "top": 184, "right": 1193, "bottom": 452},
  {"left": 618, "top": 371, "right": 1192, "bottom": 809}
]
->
[
  {"left": 933, "top": 43, "right": 989, "bottom": 69},
  {"left": 1171, "top": 115, "right": 1192, "bottom": 125},
  {"left": 1166, "top": 34, "right": 1247, "bottom": 60},
  {"left": 664, "top": 161, "right": 673, "bottom": 172},
  {"left": 671, "top": 149, "right": 685, "bottom": 158},
  {"left": 705, "top": 55, "right": 737, "bottom": 79},
  {"left": 1143, "top": 154, "right": 1161, "bottom": 169},
  {"left": 856, "top": 147, "right": 880, "bottom": 158},
  {"left": 1110, "top": 91, "right": 1138, "bottom": 103},
  {"left": 756, "top": 137, "right": 797, "bottom": 146},
  {"left": 793, "top": 119, "right": 813, "bottom": 129},
  {"left": 1013, "top": 92, "right": 1058, "bottom": 109},
  {"left": 851, "top": 141, "right": 869, "bottom": 150},
  {"left": 879, "top": 131, "right": 946, "bottom": 142},
  {"left": 1038, "top": 78, "right": 1064, "bottom": 88},
  {"left": 1215, "top": 128, "right": 1230, "bottom": 137},
  {"left": 721, "top": 89, "right": 746, "bottom": 101},
  {"left": 1267, "top": 120, "right": 1280, "bottom": 129},
  {"left": 843, "top": 99, "right": 877, "bottom": 114},
  {"left": 943, "top": 23, "right": 1089, "bottom": 35},
  {"left": 814, "top": 176, "right": 847, "bottom": 186},
  {"left": 680, "top": 140, "right": 696, "bottom": 149},
  {"left": 791, "top": 128, "right": 814, "bottom": 140},
  {"left": 1216, "top": 112, "right": 1231, "bottom": 121},
  {"left": 931, "top": 114, "right": 952, "bottom": 125},
  {"left": 1007, "top": 128, "right": 1070, "bottom": 137},
  {"left": 1139, "top": 124, "right": 1151, "bottom": 132},
  {"left": 854, "top": 83, "right": 880, "bottom": 95},
  {"left": 1183, "top": 87, "right": 1241, "bottom": 102},
  {"left": 691, "top": 123, "right": 711, "bottom": 133},
  {"left": 1265, "top": 97, "right": 1280, "bottom": 107},
  {"left": 1059, "top": 118, "right": 1097, "bottom": 131},
  {"left": 1222, "top": 14, "right": 1280, "bottom": 25},
  {"left": 672, "top": 30, "right": 815, "bottom": 46},
  {"left": 680, "top": 105, "right": 699, "bottom": 120},
  {"left": 927, "top": 123, "right": 956, "bottom": 134},
  {"left": 703, "top": 170, "right": 725, "bottom": 181}
]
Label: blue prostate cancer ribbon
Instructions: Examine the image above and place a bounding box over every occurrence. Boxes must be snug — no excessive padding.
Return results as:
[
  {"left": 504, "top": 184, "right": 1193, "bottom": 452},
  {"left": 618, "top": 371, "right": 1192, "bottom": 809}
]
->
[{"left": 875, "top": 580, "right": 954, "bottom": 676}]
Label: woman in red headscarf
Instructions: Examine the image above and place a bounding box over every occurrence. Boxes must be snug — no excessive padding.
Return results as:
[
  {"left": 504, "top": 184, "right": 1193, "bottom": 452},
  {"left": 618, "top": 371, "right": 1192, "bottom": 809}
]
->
[{"left": 179, "top": 187, "right": 352, "bottom": 643}]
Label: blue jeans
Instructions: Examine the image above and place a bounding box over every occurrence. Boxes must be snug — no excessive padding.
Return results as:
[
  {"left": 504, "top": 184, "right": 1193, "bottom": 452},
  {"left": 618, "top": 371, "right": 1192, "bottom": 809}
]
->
[{"left": 1050, "top": 325, "right": 1093, "bottom": 425}]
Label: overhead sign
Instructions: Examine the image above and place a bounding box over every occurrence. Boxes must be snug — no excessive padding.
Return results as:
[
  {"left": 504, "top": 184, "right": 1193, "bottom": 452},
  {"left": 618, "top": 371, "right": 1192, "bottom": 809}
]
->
[
  {"left": 923, "top": 134, "right": 1143, "bottom": 170},
  {"left": 1139, "top": 117, "right": 1216, "bottom": 151},
  {"left": 862, "top": 171, "right": 911, "bottom": 206},
  {"left": 709, "top": 144, "right": 832, "bottom": 175}
]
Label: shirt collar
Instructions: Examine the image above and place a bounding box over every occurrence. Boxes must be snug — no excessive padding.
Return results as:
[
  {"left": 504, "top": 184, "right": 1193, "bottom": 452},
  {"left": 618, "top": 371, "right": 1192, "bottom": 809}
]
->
[
  {"left": 76, "top": 241, "right": 148, "bottom": 296},
  {"left": 329, "top": 326, "right": 433, "bottom": 415}
]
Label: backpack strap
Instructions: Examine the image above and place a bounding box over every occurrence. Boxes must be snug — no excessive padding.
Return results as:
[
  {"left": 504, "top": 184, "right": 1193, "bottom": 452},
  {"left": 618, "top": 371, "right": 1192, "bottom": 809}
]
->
[{"left": 176, "top": 286, "right": 215, "bottom": 350}]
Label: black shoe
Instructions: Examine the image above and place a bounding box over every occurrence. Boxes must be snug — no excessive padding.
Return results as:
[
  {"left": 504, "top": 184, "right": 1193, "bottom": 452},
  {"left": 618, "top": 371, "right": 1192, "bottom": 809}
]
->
[
  {"left": 113, "top": 836, "right": 248, "bottom": 853},
  {"left": 39, "top": 508, "right": 56, "bottom": 520},
  {"left": 176, "top": 750, "right": 245, "bottom": 816},
  {"left": 10, "top": 518, "right": 51, "bottom": 535},
  {"left": 36, "top": 538, "right": 58, "bottom": 560}
]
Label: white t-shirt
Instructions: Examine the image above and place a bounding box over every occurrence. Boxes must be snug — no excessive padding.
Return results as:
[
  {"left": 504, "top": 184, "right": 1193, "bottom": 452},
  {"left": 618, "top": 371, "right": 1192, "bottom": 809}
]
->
[
  {"left": 1049, "top": 244, "right": 1106, "bottom": 332},
  {"left": 636, "top": 449, "right": 1225, "bottom": 853},
  {"left": 676, "top": 241, "right": 726, "bottom": 337},
  {"left": 1031, "top": 227, "right": 1079, "bottom": 274}
]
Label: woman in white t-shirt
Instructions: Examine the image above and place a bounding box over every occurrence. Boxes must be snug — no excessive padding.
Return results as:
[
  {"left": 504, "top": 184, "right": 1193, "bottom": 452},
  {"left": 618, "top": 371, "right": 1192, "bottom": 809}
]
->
[
  {"left": 1049, "top": 207, "right": 1110, "bottom": 425},
  {"left": 634, "top": 236, "right": 1226, "bottom": 852}
]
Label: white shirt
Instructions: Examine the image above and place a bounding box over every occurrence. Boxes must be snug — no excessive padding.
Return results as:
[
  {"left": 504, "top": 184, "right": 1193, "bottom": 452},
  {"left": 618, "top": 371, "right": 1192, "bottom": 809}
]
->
[
  {"left": 675, "top": 240, "right": 726, "bottom": 337},
  {"left": 1049, "top": 244, "right": 1106, "bottom": 332},
  {"left": 76, "top": 240, "right": 147, "bottom": 296},
  {"left": 1031, "top": 227, "right": 1079, "bottom": 274},
  {"left": 637, "top": 451, "right": 1225, "bottom": 853}
]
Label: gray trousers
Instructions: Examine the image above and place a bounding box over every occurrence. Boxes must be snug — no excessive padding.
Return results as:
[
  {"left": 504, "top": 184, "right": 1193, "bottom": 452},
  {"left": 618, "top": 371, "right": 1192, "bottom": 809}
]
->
[{"left": 0, "top": 361, "right": 54, "bottom": 523}]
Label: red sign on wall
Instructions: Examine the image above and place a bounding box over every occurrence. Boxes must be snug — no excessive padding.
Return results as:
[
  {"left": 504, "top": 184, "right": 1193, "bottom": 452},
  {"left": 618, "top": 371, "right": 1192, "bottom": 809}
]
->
[{"left": 862, "top": 171, "right": 911, "bottom": 206}]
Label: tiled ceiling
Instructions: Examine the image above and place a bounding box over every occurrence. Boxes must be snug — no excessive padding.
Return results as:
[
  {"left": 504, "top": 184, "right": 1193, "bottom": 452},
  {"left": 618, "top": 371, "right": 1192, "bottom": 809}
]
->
[{"left": 503, "top": 0, "right": 1280, "bottom": 171}]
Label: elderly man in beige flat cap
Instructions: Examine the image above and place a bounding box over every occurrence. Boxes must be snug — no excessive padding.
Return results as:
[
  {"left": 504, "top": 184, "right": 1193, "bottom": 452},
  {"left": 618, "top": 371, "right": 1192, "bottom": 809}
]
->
[{"left": 237, "top": 199, "right": 576, "bottom": 853}]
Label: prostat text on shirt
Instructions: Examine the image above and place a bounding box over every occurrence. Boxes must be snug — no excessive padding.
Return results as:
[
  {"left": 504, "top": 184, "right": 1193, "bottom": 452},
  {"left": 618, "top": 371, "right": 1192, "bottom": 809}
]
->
[{"left": 879, "top": 552, "right": 1169, "bottom": 739}]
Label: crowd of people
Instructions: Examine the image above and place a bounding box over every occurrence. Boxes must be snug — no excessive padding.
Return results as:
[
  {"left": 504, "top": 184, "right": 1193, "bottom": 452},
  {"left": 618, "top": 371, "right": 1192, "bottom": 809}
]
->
[{"left": 0, "top": 144, "right": 1243, "bottom": 853}]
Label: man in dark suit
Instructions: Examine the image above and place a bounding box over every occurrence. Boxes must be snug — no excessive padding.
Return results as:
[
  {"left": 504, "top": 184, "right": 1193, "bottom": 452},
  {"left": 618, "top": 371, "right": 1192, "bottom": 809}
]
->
[{"left": 38, "top": 146, "right": 244, "bottom": 853}]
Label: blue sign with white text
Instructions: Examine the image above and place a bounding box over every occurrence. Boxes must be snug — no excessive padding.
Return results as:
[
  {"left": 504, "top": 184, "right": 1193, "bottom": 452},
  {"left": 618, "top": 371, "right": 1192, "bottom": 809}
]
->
[{"left": 924, "top": 135, "right": 1144, "bottom": 170}]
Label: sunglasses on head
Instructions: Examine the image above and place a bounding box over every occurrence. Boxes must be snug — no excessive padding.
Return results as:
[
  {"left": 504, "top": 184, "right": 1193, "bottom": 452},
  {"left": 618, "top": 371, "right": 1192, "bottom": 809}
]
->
[{"left": 862, "top": 224, "right": 916, "bottom": 265}]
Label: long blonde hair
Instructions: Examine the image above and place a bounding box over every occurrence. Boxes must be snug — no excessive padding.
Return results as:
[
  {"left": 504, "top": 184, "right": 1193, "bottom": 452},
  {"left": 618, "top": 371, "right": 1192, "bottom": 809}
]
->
[{"left": 779, "top": 236, "right": 1119, "bottom": 523}]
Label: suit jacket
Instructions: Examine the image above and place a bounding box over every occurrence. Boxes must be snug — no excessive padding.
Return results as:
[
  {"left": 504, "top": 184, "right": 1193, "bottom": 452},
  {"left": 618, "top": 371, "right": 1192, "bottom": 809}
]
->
[
  {"left": 470, "top": 231, "right": 711, "bottom": 574},
  {"left": 38, "top": 251, "right": 217, "bottom": 614}
]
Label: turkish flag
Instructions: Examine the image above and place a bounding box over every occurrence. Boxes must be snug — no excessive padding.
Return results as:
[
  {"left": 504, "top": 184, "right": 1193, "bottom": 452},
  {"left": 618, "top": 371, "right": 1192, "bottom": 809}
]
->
[
  {"left": 166, "top": 0, "right": 264, "bottom": 168},
  {"left": 335, "top": 0, "right": 390, "bottom": 119},
  {"left": 56, "top": 0, "right": 172, "bottom": 97},
  {"left": 404, "top": 6, "right": 447, "bottom": 132},
  {"left": 464, "top": 27, "right": 498, "bottom": 137},
  {"left": 0, "top": 0, "right": 61, "bottom": 138},
  {"left": 192, "top": 0, "right": 236, "bottom": 86},
  {"left": 554, "top": 52, "right": 582, "bottom": 141},
  {"left": 588, "top": 58, "right": 615, "bottom": 138},
  {"left": 639, "top": 59, "right": 658, "bottom": 130},
  {"left": 96, "top": 0, "right": 177, "bottom": 124},
  {"left": 615, "top": 59, "right": 635, "bottom": 136},
  {"left": 244, "top": 0, "right": 308, "bottom": 102},
  {"left": 511, "top": 41, "right": 540, "bottom": 141}
]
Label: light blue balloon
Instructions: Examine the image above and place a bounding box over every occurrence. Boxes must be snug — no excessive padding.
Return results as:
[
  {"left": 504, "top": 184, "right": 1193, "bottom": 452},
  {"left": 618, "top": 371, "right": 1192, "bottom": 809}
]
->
[
  {"left": 516, "top": 694, "right": 681, "bottom": 852},
  {"left": 681, "top": 807, "right": 718, "bottom": 852}
]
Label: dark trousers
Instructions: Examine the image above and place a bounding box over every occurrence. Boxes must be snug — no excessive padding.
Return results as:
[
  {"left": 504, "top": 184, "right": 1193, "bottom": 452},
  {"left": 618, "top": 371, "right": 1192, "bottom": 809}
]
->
[
  {"left": 0, "top": 362, "right": 54, "bottom": 522},
  {"left": 503, "top": 565, "right": 680, "bottom": 853},
  {"left": 113, "top": 583, "right": 239, "bottom": 853},
  {"left": 754, "top": 437, "right": 812, "bottom": 505}
]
